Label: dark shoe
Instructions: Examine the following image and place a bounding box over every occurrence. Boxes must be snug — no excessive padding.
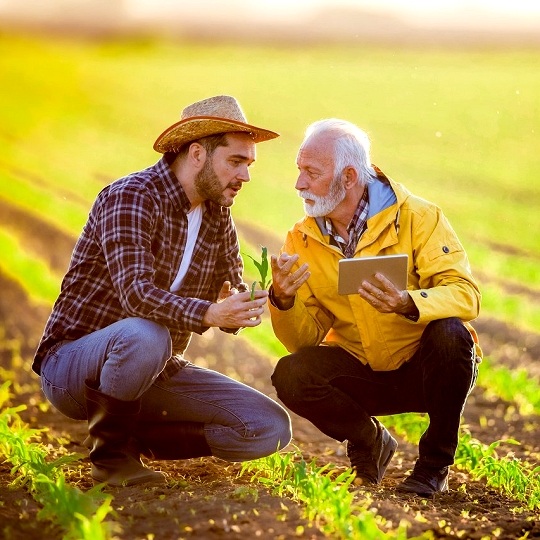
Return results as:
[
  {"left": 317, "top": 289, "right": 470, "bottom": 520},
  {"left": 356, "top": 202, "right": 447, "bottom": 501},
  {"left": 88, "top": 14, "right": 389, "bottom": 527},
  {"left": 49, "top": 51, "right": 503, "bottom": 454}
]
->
[
  {"left": 135, "top": 421, "right": 212, "bottom": 460},
  {"left": 397, "top": 463, "right": 449, "bottom": 496},
  {"left": 347, "top": 421, "right": 398, "bottom": 485},
  {"left": 84, "top": 380, "right": 167, "bottom": 487}
]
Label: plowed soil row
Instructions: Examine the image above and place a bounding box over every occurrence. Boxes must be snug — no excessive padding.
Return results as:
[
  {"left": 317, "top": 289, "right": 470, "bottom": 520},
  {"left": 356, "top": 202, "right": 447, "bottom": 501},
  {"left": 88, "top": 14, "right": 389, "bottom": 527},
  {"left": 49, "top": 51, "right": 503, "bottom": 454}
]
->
[{"left": 1, "top": 196, "right": 539, "bottom": 539}]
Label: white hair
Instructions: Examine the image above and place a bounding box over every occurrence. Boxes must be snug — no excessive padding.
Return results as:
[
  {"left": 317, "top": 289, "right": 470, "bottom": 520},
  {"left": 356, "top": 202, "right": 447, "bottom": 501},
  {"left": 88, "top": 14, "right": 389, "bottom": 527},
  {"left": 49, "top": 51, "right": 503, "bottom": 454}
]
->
[{"left": 301, "top": 119, "right": 375, "bottom": 186}]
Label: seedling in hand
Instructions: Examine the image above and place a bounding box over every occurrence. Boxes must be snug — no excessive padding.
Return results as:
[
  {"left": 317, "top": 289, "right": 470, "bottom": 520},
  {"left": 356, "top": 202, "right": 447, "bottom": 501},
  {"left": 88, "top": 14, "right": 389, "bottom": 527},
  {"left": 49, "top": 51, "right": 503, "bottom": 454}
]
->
[{"left": 246, "top": 246, "right": 272, "bottom": 300}]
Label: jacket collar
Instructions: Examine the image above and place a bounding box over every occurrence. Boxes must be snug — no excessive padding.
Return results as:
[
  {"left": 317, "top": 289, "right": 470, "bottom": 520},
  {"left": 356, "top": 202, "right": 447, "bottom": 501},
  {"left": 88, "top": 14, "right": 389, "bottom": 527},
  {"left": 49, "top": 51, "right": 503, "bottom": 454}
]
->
[{"left": 297, "top": 166, "right": 411, "bottom": 252}]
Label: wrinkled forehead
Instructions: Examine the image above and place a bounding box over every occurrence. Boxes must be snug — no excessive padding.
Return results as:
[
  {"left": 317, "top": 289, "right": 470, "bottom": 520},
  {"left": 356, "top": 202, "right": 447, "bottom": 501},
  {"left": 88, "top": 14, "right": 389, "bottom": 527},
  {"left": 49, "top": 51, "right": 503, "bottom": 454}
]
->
[{"left": 297, "top": 134, "right": 335, "bottom": 168}]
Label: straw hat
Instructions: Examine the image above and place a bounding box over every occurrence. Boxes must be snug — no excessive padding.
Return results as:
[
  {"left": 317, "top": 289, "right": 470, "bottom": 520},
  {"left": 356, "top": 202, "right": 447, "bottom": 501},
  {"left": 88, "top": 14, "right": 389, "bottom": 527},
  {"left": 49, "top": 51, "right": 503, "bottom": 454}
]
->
[{"left": 153, "top": 95, "right": 279, "bottom": 153}]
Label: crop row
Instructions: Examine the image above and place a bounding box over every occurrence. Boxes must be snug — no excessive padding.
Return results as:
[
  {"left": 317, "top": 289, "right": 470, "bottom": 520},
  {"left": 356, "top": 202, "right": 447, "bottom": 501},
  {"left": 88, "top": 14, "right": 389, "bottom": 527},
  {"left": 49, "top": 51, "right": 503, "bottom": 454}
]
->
[
  {"left": 384, "top": 413, "right": 540, "bottom": 511},
  {"left": 239, "top": 450, "right": 416, "bottom": 539},
  {"left": 2, "top": 350, "right": 540, "bottom": 540},
  {"left": 1, "top": 260, "right": 540, "bottom": 539},
  {"left": 0, "top": 382, "right": 113, "bottom": 540}
]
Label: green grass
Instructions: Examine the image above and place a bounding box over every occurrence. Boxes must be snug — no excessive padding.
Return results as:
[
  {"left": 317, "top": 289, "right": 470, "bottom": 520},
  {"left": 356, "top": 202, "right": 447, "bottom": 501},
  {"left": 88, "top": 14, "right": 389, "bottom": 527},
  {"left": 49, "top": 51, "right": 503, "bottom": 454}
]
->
[
  {"left": 478, "top": 357, "right": 540, "bottom": 416},
  {"left": 0, "top": 167, "right": 87, "bottom": 235},
  {"left": 2, "top": 34, "right": 539, "bottom": 231},
  {"left": 380, "top": 410, "right": 540, "bottom": 511},
  {"left": 455, "top": 432, "right": 540, "bottom": 511},
  {"left": 480, "top": 283, "right": 540, "bottom": 333},
  {"left": 0, "top": 228, "right": 60, "bottom": 306}
]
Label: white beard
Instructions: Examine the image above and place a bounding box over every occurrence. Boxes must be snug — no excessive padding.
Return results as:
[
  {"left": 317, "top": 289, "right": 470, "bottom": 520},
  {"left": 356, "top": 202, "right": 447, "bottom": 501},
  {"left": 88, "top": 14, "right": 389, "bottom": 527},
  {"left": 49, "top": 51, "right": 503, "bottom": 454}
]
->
[{"left": 299, "top": 176, "right": 346, "bottom": 217}]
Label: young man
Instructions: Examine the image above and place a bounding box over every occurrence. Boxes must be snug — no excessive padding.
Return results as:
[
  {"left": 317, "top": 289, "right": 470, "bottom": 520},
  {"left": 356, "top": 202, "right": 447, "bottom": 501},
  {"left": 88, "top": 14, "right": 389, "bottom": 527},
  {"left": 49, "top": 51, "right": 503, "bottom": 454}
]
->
[
  {"left": 34, "top": 95, "right": 292, "bottom": 487},
  {"left": 269, "top": 119, "right": 481, "bottom": 496}
]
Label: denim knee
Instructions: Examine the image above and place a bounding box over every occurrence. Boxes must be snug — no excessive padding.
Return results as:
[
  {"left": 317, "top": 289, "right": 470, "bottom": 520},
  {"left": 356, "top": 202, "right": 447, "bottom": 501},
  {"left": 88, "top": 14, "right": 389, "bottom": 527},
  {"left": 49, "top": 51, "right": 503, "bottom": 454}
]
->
[
  {"left": 120, "top": 318, "right": 171, "bottom": 367},
  {"left": 240, "top": 404, "right": 292, "bottom": 460},
  {"left": 100, "top": 318, "right": 172, "bottom": 399},
  {"left": 424, "top": 317, "right": 470, "bottom": 341},
  {"left": 209, "top": 400, "right": 292, "bottom": 462},
  {"left": 272, "top": 351, "right": 332, "bottom": 415},
  {"left": 269, "top": 404, "right": 293, "bottom": 451},
  {"left": 259, "top": 406, "right": 292, "bottom": 457}
]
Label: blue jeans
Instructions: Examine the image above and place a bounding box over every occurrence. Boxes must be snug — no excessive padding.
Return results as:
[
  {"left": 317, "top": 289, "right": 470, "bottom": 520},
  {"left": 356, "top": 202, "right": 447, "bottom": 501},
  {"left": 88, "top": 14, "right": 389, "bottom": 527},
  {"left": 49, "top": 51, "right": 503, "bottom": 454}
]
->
[
  {"left": 40, "top": 317, "right": 292, "bottom": 462},
  {"left": 271, "top": 318, "right": 478, "bottom": 468}
]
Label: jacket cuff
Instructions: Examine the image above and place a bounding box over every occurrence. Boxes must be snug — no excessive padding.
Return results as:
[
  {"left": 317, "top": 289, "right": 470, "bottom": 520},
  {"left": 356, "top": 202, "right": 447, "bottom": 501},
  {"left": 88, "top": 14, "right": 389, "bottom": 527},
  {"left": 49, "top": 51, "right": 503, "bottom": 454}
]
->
[{"left": 268, "top": 285, "right": 295, "bottom": 311}]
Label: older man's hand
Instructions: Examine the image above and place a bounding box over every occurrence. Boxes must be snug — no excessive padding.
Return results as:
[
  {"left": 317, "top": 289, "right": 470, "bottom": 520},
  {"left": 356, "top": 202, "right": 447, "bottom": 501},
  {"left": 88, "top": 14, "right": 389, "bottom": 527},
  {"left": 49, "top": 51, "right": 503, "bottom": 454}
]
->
[
  {"left": 358, "top": 272, "right": 418, "bottom": 318},
  {"left": 269, "top": 252, "right": 310, "bottom": 310}
]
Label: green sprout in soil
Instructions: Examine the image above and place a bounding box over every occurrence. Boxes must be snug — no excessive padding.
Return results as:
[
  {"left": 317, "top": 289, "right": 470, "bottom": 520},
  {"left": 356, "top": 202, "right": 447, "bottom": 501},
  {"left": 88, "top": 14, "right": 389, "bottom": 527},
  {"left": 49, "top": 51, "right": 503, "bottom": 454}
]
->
[
  {"left": 0, "top": 381, "right": 115, "bottom": 539},
  {"left": 246, "top": 246, "right": 272, "bottom": 300}
]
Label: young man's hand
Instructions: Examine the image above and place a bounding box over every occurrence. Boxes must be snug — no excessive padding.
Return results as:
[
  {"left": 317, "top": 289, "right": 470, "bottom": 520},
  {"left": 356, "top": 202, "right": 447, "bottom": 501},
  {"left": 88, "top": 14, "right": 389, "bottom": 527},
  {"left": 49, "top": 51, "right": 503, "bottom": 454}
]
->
[
  {"left": 217, "top": 281, "right": 238, "bottom": 301},
  {"left": 203, "top": 288, "right": 268, "bottom": 328}
]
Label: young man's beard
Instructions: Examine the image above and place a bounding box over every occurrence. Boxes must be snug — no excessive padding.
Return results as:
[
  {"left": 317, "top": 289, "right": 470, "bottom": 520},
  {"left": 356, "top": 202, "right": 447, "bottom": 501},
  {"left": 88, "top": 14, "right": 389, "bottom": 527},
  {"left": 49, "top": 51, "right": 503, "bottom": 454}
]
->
[
  {"left": 300, "top": 173, "right": 346, "bottom": 217},
  {"left": 194, "top": 158, "right": 240, "bottom": 207}
]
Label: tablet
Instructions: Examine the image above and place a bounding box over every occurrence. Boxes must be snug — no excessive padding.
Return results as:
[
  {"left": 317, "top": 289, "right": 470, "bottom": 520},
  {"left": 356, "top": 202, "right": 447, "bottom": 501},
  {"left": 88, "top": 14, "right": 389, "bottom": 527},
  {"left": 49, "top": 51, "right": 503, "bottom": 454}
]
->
[{"left": 338, "top": 254, "right": 408, "bottom": 295}]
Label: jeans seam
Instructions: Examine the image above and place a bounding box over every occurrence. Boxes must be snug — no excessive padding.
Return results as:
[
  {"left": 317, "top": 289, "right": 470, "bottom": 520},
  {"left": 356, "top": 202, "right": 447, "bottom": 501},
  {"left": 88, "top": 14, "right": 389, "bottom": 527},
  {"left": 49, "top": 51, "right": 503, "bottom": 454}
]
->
[
  {"left": 151, "top": 382, "right": 251, "bottom": 438},
  {"left": 41, "top": 374, "right": 87, "bottom": 418}
]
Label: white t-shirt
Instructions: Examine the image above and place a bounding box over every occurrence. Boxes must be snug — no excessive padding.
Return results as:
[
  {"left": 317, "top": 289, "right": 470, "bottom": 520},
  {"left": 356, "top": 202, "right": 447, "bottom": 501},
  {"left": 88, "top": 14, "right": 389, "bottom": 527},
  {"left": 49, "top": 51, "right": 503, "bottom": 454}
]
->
[{"left": 170, "top": 204, "right": 204, "bottom": 292}]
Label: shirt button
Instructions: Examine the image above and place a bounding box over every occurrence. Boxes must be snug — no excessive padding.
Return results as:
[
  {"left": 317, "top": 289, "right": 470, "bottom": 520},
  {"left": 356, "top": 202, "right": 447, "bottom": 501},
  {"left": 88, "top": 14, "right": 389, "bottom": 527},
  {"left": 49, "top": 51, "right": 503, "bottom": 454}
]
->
[
  {"left": 442, "top": 246, "right": 450, "bottom": 253},
  {"left": 421, "top": 291, "right": 428, "bottom": 298}
]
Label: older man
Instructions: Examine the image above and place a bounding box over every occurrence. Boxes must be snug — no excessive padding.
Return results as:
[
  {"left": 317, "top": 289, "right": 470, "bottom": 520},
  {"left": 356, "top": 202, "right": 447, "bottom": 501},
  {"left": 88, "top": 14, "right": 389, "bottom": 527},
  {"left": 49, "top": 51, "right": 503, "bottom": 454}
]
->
[
  {"left": 34, "top": 95, "right": 292, "bottom": 487},
  {"left": 269, "top": 119, "right": 481, "bottom": 496}
]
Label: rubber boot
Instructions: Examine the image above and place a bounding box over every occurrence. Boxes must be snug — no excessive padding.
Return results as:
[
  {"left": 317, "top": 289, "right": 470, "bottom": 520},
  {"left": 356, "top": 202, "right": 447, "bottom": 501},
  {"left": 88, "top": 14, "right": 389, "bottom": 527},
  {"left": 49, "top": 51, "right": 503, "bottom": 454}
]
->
[
  {"left": 135, "top": 421, "right": 213, "bottom": 460},
  {"left": 84, "top": 379, "right": 167, "bottom": 487},
  {"left": 82, "top": 421, "right": 212, "bottom": 460}
]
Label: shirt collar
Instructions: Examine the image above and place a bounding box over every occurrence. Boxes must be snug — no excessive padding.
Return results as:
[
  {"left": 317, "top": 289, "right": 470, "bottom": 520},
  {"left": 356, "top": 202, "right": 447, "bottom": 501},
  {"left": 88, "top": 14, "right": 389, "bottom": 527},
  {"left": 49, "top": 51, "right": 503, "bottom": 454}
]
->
[
  {"left": 154, "top": 155, "right": 192, "bottom": 212},
  {"left": 324, "top": 187, "right": 370, "bottom": 236},
  {"left": 347, "top": 187, "right": 370, "bottom": 232},
  {"left": 323, "top": 187, "right": 370, "bottom": 257}
]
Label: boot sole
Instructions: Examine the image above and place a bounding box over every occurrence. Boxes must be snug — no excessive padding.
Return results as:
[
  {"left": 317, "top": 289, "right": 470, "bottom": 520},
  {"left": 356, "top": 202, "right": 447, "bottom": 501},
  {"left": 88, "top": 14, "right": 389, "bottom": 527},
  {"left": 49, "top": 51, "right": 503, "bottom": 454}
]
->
[
  {"left": 376, "top": 430, "right": 398, "bottom": 484},
  {"left": 92, "top": 471, "right": 168, "bottom": 488},
  {"left": 396, "top": 473, "right": 449, "bottom": 496}
]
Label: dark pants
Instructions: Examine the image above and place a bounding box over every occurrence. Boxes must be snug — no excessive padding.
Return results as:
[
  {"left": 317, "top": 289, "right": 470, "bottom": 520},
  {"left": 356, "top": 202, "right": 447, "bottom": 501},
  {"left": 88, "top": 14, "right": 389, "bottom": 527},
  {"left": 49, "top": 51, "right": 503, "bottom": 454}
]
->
[{"left": 271, "top": 318, "right": 478, "bottom": 468}]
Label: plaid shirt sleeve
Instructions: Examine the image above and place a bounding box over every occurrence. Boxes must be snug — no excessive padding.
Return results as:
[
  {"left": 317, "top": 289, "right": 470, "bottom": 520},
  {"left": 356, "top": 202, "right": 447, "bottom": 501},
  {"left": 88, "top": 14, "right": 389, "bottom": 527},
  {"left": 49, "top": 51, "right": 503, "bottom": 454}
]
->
[
  {"left": 96, "top": 181, "right": 211, "bottom": 333},
  {"left": 33, "top": 158, "right": 250, "bottom": 373}
]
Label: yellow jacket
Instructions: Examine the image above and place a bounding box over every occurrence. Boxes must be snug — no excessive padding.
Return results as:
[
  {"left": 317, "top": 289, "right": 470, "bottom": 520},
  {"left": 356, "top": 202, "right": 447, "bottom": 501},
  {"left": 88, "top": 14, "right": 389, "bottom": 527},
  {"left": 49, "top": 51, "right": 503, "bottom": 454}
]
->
[{"left": 269, "top": 169, "right": 482, "bottom": 371}]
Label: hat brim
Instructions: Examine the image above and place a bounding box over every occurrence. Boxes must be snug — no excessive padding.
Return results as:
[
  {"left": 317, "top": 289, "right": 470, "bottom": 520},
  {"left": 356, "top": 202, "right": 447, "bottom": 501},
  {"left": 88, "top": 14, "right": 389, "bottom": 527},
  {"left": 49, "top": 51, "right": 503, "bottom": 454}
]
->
[{"left": 153, "top": 116, "right": 279, "bottom": 153}]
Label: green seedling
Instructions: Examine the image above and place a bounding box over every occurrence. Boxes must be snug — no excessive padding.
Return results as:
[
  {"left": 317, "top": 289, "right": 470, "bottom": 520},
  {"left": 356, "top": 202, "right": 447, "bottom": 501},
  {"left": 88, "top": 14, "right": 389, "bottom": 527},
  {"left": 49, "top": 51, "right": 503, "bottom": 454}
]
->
[
  {"left": 246, "top": 246, "right": 272, "bottom": 300},
  {"left": 0, "top": 381, "right": 115, "bottom": 539},
  {"left": 239, "top": 448, "right": 413, "bottom": 539},
  {"left": 478, "top": 357, "right": 540, "bottom": 416},
  {"left": 381, "top": 406, "right": 540, "bottom": 511}
]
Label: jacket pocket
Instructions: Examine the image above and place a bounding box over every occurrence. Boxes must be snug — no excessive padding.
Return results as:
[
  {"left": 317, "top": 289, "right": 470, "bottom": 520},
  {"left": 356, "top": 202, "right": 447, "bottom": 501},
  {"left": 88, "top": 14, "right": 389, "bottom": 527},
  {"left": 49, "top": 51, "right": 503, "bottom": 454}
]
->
[{"left": 426, "top": 241, "right": 463, "bottom": 262}]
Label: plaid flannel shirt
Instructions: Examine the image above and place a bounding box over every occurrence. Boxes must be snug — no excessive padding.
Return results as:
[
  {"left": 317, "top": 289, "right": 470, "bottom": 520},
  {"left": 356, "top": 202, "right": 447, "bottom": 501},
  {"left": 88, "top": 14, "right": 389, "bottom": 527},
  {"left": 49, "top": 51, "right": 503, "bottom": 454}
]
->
[
  {"left": 324, "top": 188, "right": 370, "bottom": 258},
  {"left": 33, "top": 156, "right": 247, "bottom": 376}
]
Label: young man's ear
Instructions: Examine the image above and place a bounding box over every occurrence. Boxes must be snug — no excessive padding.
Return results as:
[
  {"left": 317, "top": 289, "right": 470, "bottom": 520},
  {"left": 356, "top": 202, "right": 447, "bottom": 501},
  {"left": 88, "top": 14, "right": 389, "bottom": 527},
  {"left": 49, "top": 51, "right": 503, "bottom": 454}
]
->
[{"left": 188, "top": 142, "right": 207, "bottom": 169}]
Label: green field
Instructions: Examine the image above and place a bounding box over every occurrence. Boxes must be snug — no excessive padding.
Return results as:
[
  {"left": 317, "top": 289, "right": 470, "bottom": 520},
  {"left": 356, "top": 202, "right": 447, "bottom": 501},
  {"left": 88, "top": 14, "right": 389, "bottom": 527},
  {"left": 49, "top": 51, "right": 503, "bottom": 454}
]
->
[
  {"left": 2, "top": 30, "right": 540, "bottom": 540},
  {"left": 1, "top": 31, "right": 539, "bottom": 334}
]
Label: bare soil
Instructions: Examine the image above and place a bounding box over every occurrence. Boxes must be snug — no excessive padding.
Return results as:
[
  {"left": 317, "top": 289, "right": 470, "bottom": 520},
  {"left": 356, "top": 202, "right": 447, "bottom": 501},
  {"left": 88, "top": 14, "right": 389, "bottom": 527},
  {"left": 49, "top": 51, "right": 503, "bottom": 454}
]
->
[{"left": 1, "top": 197, "right": 540, "bottom": 540}]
